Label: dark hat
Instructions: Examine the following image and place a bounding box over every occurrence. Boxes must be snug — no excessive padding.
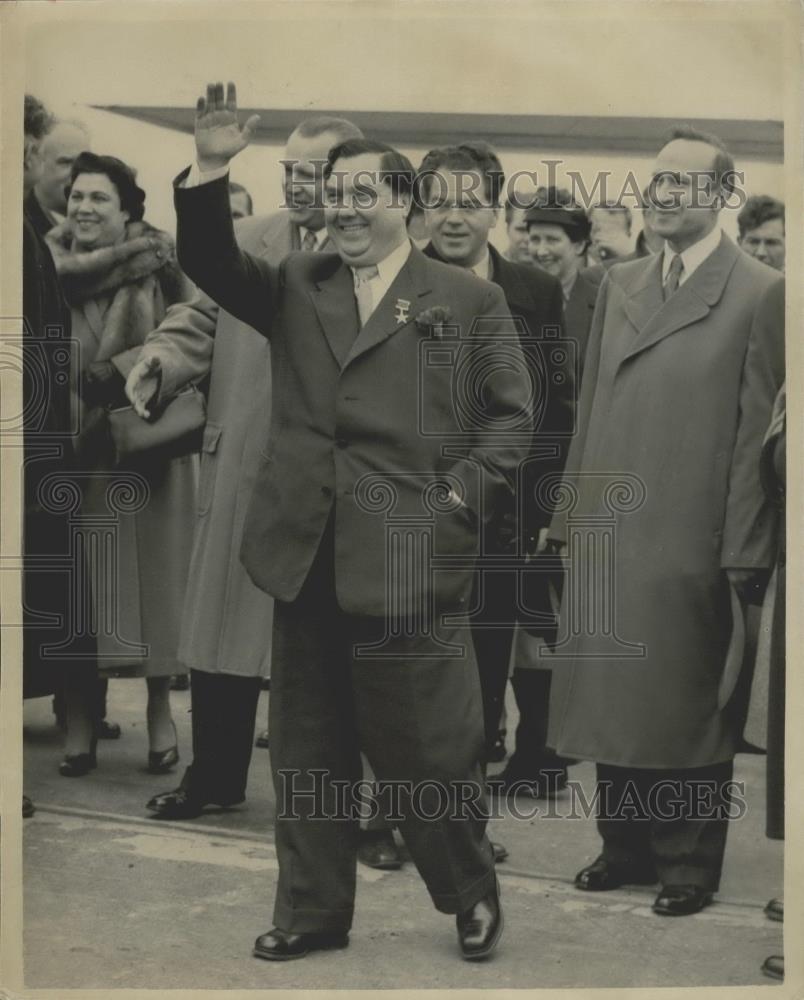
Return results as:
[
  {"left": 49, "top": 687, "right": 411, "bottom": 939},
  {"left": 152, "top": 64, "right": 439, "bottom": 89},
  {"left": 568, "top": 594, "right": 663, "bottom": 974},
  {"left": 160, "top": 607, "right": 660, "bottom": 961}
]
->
[{"left": 524, "top": 203, "right": 590, "bottom": 242}]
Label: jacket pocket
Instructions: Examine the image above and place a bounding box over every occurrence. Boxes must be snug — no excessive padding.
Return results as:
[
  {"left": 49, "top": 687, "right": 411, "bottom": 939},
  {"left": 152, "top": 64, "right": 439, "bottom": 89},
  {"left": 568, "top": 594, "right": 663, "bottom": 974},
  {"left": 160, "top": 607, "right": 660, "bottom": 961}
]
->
[{"left": 197, "top": 422, "right": 223, "bottom": 516}]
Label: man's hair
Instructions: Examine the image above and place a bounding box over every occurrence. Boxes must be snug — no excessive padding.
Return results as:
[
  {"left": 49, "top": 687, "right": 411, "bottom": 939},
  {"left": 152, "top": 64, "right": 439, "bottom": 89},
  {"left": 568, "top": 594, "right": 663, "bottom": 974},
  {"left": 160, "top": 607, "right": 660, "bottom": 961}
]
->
[
  {"left": 504, "top": 194, "right": 534, "bottom": 225},
  {"left": 737, "top": 194, "right": 785, "bottom": 238},
  {"left": 68, "top": 151, "right": 146, "bottom": 222},
  {"left": 661, "top": 124, "right": 736, "bottom": 196},
  {"left": 588, "top": 201, "right": 633, "bottom": 235},
  {"left": 416, "top": 142, "right": 505, "bottom": 206},
  {"left": 325, "top": 138, "right": 415, "bottom": 199},
  {"left": 293, "top": 115, "right": 363, "bottom": 145},
  {"left": 229, "top": 181, "right": 253, "bottom": 215},
  {"left": 24, "top": 94, "right": 52, "bottom": 140},
  {"left": 525, "top": 186, "right": 591, "bottom": 246}
]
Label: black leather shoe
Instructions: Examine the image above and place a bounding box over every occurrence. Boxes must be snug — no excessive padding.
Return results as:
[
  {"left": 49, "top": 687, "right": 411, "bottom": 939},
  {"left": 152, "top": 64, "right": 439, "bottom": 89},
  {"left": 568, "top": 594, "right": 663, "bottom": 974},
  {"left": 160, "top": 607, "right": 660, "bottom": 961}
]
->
[
  {"left": 357, "top": 830, "right": 403, "bottom": 870},
  {"left": 764, "top": 897, "right": 783, "bottom": 922},
  {"left": 255, "top": 729, "right": 270, "bottom": 749},
  {"left": 253, "top": 927, "right": 349, "bottom": 961},
  {"left": 148, "top": 745, "right": 179, "bottom": 774},
  {"left": 491, "top": 841, "right": 508, "bottom": 863},
  {"left": 457, "top": 880, "right": 503, "bottom": 960},
  {"left": 96, "top": 719, "right": 122, "bottom": 740},
  {"left": 146, "top": 786, "right": 244, "bottom": 820},
  {"left": 575, "top": 855, "right": 657, "bottom": 891},
  {"left": 652, "top": 884, "right": 713, "bottom": 916},
  {"left": 59, "top": 742, "right": 98, "bottom": 777},
  {"left": 761, "top": 955, "right": 784, "bottom": 980}
]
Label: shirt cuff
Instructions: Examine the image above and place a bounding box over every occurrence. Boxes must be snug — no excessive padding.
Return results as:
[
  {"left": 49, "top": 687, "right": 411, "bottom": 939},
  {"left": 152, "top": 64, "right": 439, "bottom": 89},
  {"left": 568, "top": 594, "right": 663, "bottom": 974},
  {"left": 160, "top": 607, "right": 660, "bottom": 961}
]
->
[{"left": 183, "top": 162, "right": 230, "bottom": 188}]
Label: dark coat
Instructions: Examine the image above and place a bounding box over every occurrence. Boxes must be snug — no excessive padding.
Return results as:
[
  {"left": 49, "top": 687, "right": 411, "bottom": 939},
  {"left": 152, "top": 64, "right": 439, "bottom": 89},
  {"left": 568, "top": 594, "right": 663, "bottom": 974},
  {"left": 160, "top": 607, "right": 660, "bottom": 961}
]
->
[
  {"left": 22, "top": 208, "right": 95, "bottom": 695},
  {"left": 174, "top": 172, "right": 532, "bottom": 617},
  {"left": 548, "top": 234, "right": 784, "bottom": 768},
  {"left": 422, "top": 242, "right": 573, "bottom": 547},
  {"left": 564, "top": 266, "right": 604, "bottom": 372}
]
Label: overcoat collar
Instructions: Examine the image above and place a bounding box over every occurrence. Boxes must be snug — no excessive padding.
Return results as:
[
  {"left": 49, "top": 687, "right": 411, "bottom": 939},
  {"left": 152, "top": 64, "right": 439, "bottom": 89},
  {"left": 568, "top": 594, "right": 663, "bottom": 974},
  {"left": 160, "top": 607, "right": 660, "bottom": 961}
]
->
[
  {"left": 310, "top": 244, "right": 435, "bottom": 369},
  {"left": 621, "top": 232, "right": 741, "bottom": 363}
]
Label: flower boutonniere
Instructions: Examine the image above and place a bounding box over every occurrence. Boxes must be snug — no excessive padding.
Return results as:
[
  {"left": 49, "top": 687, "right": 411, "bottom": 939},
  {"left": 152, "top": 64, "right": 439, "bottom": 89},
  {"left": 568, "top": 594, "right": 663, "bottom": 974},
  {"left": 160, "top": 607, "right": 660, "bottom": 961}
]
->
[{"left": 415, "top": 305, "right": 456, "bottom": 339}]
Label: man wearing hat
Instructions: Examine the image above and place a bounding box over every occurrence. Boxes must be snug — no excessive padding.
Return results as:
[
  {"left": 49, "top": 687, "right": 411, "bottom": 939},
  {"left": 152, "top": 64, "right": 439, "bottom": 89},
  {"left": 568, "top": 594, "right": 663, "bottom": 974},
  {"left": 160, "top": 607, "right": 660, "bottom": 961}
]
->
[{"left": 525, "top": 188, "right": 603, "bottom": 369}]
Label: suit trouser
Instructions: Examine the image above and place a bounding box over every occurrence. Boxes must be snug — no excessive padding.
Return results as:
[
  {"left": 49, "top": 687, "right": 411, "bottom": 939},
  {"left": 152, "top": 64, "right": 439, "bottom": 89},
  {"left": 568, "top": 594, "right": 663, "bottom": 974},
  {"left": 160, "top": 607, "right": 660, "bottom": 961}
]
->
[
  {"left": 269, "top": 526, "right": 496, "bottom": 934},
  {"left": 596, "top": 760, "right": 734, "bottom": 890},
  {"left": 186, "top": 668, "right": 262, "bottom": 803}
]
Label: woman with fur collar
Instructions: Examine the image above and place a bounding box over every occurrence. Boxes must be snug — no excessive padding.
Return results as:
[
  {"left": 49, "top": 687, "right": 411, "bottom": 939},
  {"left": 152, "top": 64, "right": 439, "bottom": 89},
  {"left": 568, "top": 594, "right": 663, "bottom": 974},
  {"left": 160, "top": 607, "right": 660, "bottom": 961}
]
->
[{"left": 49, "top": 152, "right": 195, "bottom": 778}]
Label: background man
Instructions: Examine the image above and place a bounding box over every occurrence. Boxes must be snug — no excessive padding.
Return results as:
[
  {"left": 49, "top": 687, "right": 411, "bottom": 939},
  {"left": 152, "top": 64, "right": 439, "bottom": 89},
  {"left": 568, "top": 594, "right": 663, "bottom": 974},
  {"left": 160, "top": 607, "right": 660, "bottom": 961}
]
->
[
  {"left": 22, "top": 96, "right": 98, "bottom": 815},
  {"left": 229, "top": 180, "right": 254, "bottom": 219},
  {"left": 418, "top": 144, "right": 573, "bottom": 805},
  {"left": 127, "top": 115, "right": 363, "bottom": 821},
  {"left": 587, "top": 201, "right": 634, "bottom": 265},
  {"left": 28, "top": 118, "right": 91, "bottom": 233},
  {"left": 144, "top": 82, "right": 531, "bottom": 962},
  {"left": 548, "top": 126, "right": 784, "bottom": 917},
  {"left": 737, "top": 195, "right": 785, "bottom": 271},
  {"left": 502, "top": 197, "right": 533, "bottom": 265}
]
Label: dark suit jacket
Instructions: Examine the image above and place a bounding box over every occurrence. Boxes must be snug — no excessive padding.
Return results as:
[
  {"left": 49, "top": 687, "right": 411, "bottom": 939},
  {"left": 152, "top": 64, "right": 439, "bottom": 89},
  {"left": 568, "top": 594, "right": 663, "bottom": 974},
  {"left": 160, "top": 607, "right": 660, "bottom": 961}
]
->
[
  {"left": 24, "top": 189, "right": 58, "bottom": 239},
  {"left": 174, "top": 172, "right": 532, "bottom": 616},
  {"left": 564, "top": 266, "right": 604, "bottom": 370},
  {"left": 23, "top": 207, "right": 95, "bottom": 694},
  {"left": 423, "top": 242, "right": 573, "bottom": 546}
]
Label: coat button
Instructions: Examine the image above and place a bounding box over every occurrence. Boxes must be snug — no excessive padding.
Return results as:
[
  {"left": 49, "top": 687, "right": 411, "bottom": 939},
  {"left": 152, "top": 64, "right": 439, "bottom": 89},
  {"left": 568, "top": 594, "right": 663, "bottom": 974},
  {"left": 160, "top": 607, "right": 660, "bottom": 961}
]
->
[{"left": 321, "top": 485, "right": 332, "bottom": 498}]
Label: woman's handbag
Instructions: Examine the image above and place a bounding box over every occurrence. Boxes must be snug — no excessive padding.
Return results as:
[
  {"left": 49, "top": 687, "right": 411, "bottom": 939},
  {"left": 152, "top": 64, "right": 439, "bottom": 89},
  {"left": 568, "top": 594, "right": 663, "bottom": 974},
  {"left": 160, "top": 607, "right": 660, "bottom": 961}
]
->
[{"left": 107, "top": 385, "right": 206, "bottom": 466}]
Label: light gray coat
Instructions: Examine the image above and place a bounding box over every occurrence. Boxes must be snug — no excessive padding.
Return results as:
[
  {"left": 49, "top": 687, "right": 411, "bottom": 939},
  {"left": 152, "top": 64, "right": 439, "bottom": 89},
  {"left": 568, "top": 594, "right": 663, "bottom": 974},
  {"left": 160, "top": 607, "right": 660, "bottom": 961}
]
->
[{"left": 143, "top": 212, "right": 306, "bottom": 676}]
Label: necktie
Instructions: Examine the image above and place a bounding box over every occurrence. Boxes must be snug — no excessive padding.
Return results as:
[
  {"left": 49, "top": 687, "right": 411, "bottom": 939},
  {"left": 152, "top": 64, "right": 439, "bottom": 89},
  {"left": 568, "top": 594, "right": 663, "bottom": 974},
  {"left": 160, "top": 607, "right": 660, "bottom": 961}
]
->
[
  {"left": 301, "top": 229, "right": 318, "bottom": 252},
  {"left": 353, "top": 265, "right": 379, "bottom": 326},
  {"left": 663, "top": 253, "right": 684, "bottom": 300}
]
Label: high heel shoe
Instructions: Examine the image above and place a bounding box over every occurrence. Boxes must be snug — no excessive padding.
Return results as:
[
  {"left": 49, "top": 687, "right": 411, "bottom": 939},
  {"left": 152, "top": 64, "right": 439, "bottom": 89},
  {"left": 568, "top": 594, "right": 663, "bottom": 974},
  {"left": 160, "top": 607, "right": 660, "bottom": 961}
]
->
[
  {"left": 147, "top": 722, "right": 179, "bottom": 774},
  {"left": 59, "top": 737, "right": 98, "bottom": 777}
]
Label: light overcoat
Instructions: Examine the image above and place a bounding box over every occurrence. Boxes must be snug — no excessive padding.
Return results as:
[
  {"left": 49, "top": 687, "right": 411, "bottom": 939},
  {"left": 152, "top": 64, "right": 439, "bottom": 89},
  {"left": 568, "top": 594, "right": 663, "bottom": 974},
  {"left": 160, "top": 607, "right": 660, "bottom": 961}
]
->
[{"left": 547, "top": 235, "right": 784, "bottom": 768}]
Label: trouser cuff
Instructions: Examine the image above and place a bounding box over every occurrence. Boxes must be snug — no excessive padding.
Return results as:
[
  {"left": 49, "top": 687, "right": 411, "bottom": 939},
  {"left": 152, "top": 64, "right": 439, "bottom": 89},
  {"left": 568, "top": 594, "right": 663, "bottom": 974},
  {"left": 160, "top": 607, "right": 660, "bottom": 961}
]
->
[
  {"left": 429, "top": 866, "right": 497, "bottom": 915},
  {"left": 272, "top": 903, "right": 354, "bottom": 935}
]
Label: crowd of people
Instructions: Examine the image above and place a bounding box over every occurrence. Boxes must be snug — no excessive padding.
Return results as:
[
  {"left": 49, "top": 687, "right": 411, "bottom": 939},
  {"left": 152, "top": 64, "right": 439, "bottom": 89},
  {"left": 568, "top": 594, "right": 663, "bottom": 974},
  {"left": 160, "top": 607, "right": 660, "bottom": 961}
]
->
[{"left": 21, "top": 87, "right": 785, "bottom": 973}]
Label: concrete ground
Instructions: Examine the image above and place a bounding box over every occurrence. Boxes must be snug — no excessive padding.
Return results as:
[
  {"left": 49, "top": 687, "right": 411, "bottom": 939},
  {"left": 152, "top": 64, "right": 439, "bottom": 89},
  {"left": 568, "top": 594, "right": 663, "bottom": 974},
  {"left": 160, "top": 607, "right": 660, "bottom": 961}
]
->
[{"left": 20, "top": 678, "right": 787, "bottom": 991}]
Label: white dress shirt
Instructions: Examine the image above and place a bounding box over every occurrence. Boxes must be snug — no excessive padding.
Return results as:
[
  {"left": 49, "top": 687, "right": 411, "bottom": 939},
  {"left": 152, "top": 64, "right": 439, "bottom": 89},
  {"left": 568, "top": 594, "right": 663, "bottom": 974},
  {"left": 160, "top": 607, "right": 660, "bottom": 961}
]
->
[
  {"left": 661, "top": 225, "right": 722, "bottom": 287},
  {"left": 351, "top": 239, "right": 412, "bottom": 321}
]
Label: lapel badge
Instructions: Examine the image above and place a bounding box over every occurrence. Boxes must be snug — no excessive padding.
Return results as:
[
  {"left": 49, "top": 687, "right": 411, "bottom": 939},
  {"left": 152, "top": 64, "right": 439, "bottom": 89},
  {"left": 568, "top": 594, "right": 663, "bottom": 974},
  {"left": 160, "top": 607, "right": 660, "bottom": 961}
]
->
[{"left": 394, "top": 298, "right": 411, "bottom": 325}]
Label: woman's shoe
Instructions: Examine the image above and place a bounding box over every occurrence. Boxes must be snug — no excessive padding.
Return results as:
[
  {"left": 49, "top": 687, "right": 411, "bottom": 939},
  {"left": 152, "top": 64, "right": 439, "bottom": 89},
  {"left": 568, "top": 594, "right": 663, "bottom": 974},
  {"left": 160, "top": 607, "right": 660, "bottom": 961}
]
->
[
  {"left": 59, "top": 750, "right": 97, "bottom": 777},
  {"left": 147, "top": 722, "right": 179, "bottom": 774},
  {"left": 148, "top": 744, "right": 179, "bottom": 774}
]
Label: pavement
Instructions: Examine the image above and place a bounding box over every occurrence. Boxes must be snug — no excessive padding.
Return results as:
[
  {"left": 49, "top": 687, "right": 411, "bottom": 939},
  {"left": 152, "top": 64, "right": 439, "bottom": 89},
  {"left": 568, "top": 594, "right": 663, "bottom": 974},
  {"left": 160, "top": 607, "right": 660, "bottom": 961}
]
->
[{"left": 20, "top": 678, "right": 787, "bottom": 991}]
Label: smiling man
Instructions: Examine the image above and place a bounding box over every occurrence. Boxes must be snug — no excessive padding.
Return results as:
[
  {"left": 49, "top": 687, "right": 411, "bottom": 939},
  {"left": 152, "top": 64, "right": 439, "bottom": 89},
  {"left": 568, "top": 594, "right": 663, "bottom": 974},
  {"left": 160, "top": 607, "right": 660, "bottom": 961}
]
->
[
  {"left": 548, "top": 125, "right": 784, "bottom": 917},
  {"left": 169, "top": 82, "right": 534, "bottom": 962}
]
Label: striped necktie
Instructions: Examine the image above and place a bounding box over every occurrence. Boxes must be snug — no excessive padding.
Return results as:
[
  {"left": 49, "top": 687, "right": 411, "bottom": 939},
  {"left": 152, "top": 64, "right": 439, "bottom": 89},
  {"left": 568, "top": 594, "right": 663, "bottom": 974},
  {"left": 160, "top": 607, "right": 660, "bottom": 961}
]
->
[
  {"left": 301, "top": 229, "right": 319, "bottom": 252},
  {"left": 353, "top": 265, "right": 379, "bottom": 326},
  {"left": 663, "top": 253, "right": 684, "bottom": 300}
]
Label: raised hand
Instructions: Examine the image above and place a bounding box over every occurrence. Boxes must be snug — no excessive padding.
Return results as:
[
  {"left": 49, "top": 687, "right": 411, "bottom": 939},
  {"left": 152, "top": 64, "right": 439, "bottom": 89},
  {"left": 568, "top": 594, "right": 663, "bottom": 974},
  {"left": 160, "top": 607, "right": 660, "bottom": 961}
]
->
[
  {"left": 195, "top": 82, "right": 260, "bottom": 172},
  {"left": 126, "top": 356, "right": 162, "bottom": 419}
]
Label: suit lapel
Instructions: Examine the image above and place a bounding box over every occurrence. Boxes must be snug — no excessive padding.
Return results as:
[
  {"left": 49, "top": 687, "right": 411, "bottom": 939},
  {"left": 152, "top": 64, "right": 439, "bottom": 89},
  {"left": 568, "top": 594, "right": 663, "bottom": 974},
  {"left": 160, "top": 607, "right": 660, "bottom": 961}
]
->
[
  {"left": 621, "top": 233, "right": 739, "bottom": 364},
  {"left": 309, "top": 258, "right": 360, "bottom": 368},
  {"left": 344, "top": 246, "right": 434, "bottom": 367}
]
